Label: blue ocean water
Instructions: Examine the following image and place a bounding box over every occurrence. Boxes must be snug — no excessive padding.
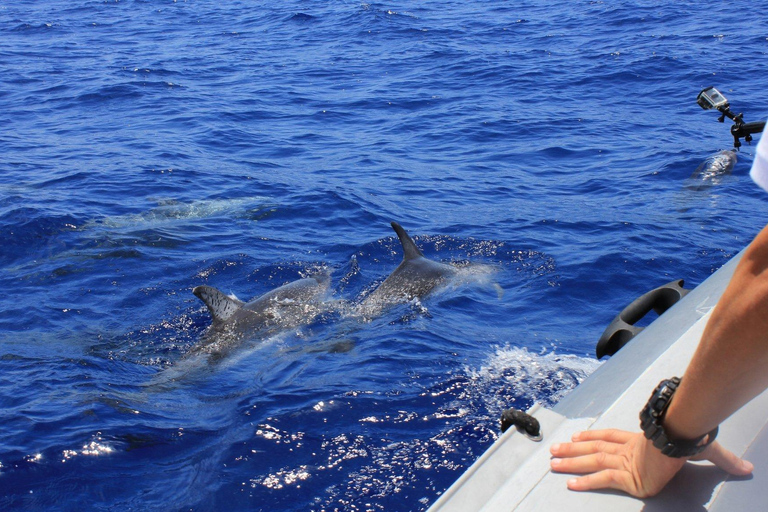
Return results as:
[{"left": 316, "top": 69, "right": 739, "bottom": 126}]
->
[{"left": 1, "top": 1, "right": 767, "bottom": 510}]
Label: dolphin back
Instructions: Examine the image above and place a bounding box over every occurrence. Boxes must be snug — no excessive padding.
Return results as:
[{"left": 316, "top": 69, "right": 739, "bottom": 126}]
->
[
  {"left": 193, "top": 285, "right": 244, "bottom": 326},
  {"left": 391, "top": 222, "right": 424, "bottom": 260},
  {"left": 355, "top": 222, "right": 458, "bottom": 316},
  {"left": 690, "top": 150, "right": 737, "bottom": 180}
]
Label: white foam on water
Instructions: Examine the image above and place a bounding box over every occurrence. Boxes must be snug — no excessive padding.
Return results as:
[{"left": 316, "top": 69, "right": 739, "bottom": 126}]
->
[{"left": 465, "top": 345, "right": 602, "bottom": 409}]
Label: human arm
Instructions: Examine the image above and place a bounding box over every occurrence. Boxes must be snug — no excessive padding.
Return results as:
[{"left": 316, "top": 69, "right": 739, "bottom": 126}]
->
[
  {"left": 663, "top": 223, "right": 768, "bottom": 438},
  {"left": 549, "top": 223, "right": 768, "bottom": 497}
]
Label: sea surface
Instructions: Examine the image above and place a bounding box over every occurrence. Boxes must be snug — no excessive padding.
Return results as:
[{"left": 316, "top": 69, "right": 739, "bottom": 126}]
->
[{"left": 2, "top": 1, "right": 767, "bottom": 511}]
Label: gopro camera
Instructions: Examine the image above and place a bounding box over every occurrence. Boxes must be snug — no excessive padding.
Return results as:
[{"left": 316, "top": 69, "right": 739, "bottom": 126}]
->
[
  {"left": 697, "top": 87, "right": 729, "bottom": 111},
  {"left": 696, "top": 86, "right": 766, "bottom": 149}
]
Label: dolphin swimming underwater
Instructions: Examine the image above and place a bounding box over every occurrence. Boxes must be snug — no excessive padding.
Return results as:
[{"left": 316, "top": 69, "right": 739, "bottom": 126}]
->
[
  {"left": 357, "top": 222, "right": 459, "bottom": 316},
  {"left": 686, "top": 149, "right": 737, "bottom": 190},
  {"left": 191, "top": 273, "right": 331, "bottom": 358}
]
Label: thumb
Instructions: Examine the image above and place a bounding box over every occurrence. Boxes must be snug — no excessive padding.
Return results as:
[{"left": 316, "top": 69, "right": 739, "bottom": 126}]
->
[{"left": 695, "top": 441, "right": 753, "bottom": 476}]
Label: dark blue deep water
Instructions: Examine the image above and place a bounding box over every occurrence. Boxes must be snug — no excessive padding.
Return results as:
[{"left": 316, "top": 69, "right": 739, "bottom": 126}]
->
[{"left": 2, "top": 1, "right": 767, "bottom": 510}]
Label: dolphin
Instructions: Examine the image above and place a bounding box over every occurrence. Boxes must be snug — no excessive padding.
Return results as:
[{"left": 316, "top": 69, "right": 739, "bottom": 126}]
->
[
  {"left": 686, "top": 150, "right": 737, "bottom": 190},
  {"left": 357, "top": 222, "right": 458, "bottom": 316},
  {"left": 191, "top": 273, "right": 330, "bottom": 358}
]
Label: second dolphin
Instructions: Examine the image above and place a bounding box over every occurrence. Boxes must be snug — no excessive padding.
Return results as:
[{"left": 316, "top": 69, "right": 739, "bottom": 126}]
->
[{"left": 357, "top": 222, "right": 459, "bottom": 316}]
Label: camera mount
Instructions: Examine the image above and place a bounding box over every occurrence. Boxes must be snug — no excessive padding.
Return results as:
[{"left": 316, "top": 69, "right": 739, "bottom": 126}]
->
[{"left": 697, "top": 86, "right": 766, "bottom": 149}]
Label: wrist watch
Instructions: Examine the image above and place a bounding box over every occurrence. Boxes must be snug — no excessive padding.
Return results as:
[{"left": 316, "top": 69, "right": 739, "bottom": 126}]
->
[{"left": 639, "top": 376, "right": 719, "bottom": 458}]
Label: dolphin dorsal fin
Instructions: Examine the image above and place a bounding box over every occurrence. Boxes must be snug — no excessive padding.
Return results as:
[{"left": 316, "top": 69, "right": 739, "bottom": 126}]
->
[
  {"left": 193, "top": 285, "right": 244, "bottom": 324},
  {"left": 391, "top": 222, "right": 424, "bottom": 260}
]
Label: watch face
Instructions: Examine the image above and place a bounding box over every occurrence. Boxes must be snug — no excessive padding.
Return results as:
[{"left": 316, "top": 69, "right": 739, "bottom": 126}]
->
[{"left": 652, "top": 383, "right": 672, "bottom": 415}]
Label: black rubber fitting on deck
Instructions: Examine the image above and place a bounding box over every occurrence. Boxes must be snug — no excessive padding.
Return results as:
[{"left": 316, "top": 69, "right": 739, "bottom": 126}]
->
[{"left": 501, "top": 408, "right": 542, "bottom": 441}]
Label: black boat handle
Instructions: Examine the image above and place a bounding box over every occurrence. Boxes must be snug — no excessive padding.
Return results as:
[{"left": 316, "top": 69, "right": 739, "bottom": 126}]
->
[{"left": 596, "top": 279, "right": 690, "bottom": 359}]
